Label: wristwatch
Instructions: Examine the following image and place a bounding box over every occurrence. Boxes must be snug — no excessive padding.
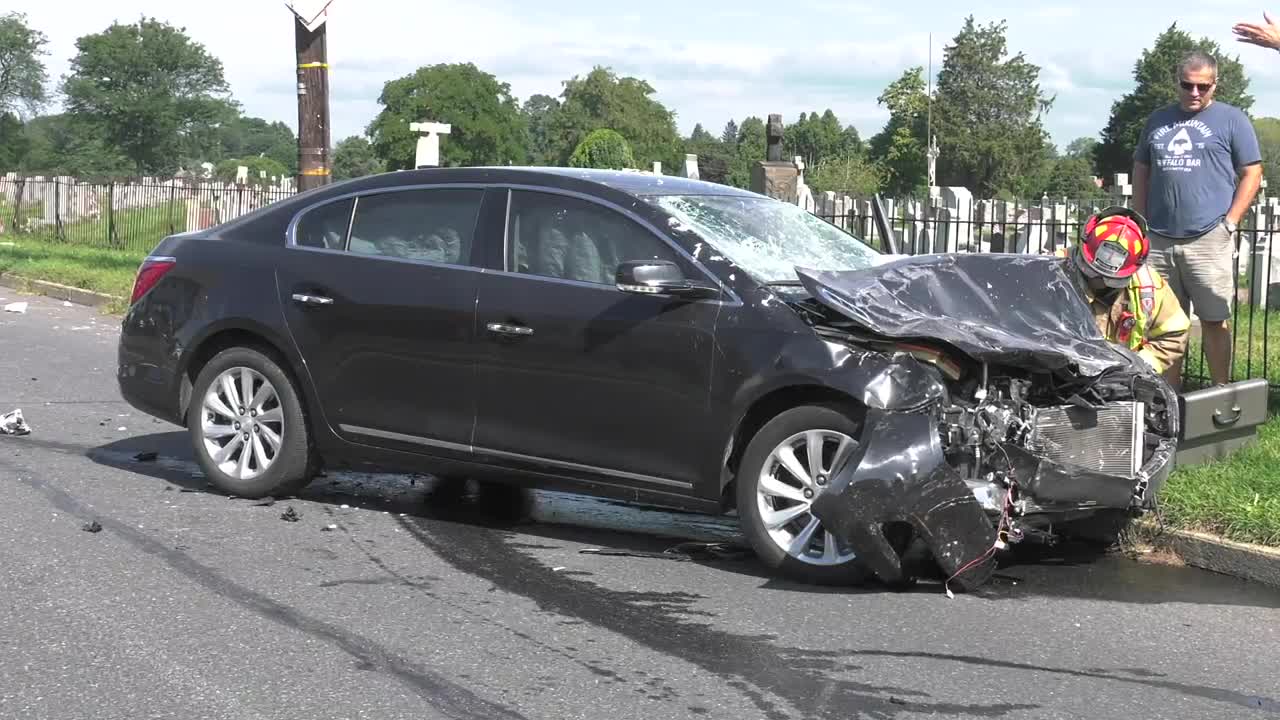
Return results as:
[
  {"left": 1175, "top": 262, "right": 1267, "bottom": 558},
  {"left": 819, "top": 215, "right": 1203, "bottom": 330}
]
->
[{"left": 1225, "top": 218, "right": 1238, "bottom": 234}]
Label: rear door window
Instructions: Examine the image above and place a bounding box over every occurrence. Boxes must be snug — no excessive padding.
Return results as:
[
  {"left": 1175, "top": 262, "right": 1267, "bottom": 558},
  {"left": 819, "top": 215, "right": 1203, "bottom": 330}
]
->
[{"left": 347, "top": 188, "right": 485, "bottom": 266}]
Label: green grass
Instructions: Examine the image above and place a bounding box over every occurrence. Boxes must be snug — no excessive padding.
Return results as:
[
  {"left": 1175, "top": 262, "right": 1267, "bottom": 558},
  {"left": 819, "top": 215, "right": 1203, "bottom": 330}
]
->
[
  {"left": 0, "top": 237, "right": 143, "bottom": 314},
  {"left": 3, "top": 199, "right": 187, "bottom": 255},
  {"left": 1160, "top": 395, "right": 1280, "bottom": 546}
]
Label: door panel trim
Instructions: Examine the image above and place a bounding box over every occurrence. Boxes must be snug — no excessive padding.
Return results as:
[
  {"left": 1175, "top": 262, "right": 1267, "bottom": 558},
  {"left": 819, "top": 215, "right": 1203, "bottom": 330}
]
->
[{"left": 338, "top": 423, "right": 694, "bottom": 490}]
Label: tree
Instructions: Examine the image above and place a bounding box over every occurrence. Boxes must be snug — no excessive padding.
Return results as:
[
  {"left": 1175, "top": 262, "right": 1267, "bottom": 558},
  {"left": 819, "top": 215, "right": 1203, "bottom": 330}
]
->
[
  {"left": 366, "top": 62, "right": 527, "bottom": 170},
  {"left": 333, "top": 135, "right": 385, "bottom": 180},
  {"left": 0, "top": 113, "right": 28, "bottom": 171},
  {"left": 1253, "top": 117, "right": 1280, "bottom": 190},
  {"left": 932, "top": 16, "right": 1056, "bottom": 197},
  {"left": 522, "top": 93, "right": 560, "bottom": 166},
  {"left": 19, "top": 113, "right": 132, "bottom": 176},
  {"left": 1042, "top": 155, "right": 1105, "bottom": 199},
  {"left": 547, "top": 66, "right": 681, "bottom": 169},
  {"left": 868, "top": 67, "right": 930, "bottom": 197},
  {"left": 721, "top": 120, "right": 739, "bottom": 145},
  {"left": 807, "top": 154, "right": 882, "bottom": 196},
  {"left": 0, "top": 12, "right": 49, "bottom": 118},
  {"left": 725, "top": 116, "right": 766, "bottom": 189},
  {"left": 215, "top": 116, "right": 297, "bottom": 173},
  {"left": 1095, "top": 24, "right": 1252, "bottom": 179},
  {"left": 1063, "top": 136, "right": 1098, "bottom": 160},
  {"left": 60, "top": 18, "right": 237, "bottom": 176},
  {"left": 683, "top": 124, "right": 733, "bottom": 185},
  {"left": 568, "top": 128, "right": 635, "bottom": 169}
]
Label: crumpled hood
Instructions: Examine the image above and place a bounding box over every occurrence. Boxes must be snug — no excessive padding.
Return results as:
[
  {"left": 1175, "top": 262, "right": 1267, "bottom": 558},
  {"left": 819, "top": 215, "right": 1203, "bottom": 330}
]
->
[{"left": 794, "top": 253, "right": 1133, "bottom": 377}]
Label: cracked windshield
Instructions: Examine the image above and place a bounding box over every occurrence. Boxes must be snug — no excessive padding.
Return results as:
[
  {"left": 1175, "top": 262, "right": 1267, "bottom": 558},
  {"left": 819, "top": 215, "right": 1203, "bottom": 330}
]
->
[{"left": 650, "top": 194, "right": 881, "bottom": 283}]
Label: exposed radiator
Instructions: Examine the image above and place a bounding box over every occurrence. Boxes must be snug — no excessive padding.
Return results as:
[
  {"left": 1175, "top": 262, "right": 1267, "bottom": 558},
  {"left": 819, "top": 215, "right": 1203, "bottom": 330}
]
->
[{"left": 1027, "top": 401, "right": 1144, "bottom": 477}]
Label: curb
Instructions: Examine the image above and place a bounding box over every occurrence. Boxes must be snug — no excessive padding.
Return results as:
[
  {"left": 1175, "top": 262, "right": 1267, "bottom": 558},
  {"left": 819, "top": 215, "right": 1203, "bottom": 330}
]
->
[
  {"left": 1134, "top": 520, "right": 1280, "bottom": 588},
  {"left": 0, "top": 272, "right": 123, "bottom": 309}
]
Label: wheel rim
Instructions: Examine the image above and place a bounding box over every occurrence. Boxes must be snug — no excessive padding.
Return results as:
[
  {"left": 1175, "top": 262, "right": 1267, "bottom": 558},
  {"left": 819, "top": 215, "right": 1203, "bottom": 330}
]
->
[
  {"left": 756, "top": 429, "right": 860, "bottom": 566},
  {"left": 200, "top": 366, "right": 284, "bottom": 481}
]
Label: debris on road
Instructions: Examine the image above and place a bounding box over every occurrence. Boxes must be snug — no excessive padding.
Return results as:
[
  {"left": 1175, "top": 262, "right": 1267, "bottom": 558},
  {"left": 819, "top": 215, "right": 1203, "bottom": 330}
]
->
[
  {"left": 81, "top": 521, "right": 102, "bottom": 533},
  {"left": 4, "top": 301, "right": 27, "bottom": 313},
  {"left": 579, "top": 540, "right": 755, "bottom": 563},
  {"left": 133, "top": 451, "right": 158, "bottom": 462},
  {"left": 280, "top": 506, "right": 301, "bottom": 522},
  {"left": 253, "top": 497, "right": 277, "bottom": 507},
  {"left": 1, "top": 409, "right": 31, "bottom": 436},
  {"left": 321, "top": 524, "right": 338, "bottom": 532}
]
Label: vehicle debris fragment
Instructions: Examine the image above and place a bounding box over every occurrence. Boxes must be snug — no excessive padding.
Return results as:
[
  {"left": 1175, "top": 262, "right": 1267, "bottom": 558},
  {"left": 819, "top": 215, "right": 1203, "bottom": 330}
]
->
[
  {"left": 4, "top": 301, "right": 27, "bottom": 313},
  {"left": 280, "top": 506, "right": 301, "bottom": 522},
  {"left": 81, "top": 521, "right": 103, "bottom": 533},
  {"left": 1, "top": 409, "right": 31, "bottom": 436},
  {"left": 133, "top": 451, "right": 158, "bottom": 462}
]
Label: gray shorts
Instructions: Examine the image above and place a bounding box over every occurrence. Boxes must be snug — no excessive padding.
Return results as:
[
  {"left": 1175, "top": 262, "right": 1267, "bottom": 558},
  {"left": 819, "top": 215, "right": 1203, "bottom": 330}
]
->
[{"left": 1146, "top": 222, "right": 1237, "bottom": 322}]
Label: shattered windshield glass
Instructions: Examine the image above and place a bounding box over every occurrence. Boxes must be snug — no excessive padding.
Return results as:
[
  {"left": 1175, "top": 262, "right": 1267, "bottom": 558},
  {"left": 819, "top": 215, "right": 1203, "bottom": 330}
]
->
[{"left": 647, "top": 194, "right": 881, "bottom": 283}]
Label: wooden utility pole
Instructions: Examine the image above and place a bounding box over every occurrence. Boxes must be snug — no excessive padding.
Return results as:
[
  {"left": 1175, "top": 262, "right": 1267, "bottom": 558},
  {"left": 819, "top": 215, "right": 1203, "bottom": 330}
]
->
[{"left": 291, "top": 2, "right": 333, "bottom": 190}]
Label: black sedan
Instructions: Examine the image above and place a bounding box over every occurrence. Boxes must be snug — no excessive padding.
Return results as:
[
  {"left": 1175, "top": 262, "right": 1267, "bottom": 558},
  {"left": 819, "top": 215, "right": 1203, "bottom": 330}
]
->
[{"left": 117, "top": 167, "right": 1180, "bottom": 590}]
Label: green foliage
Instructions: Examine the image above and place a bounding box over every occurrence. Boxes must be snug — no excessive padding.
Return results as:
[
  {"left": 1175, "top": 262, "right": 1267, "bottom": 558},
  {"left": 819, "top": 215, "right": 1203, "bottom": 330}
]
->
[
  {"left": 1254, "top": 118, "right": 1280, "bottom": 191},
  {"left": 19, "top": 113, "right": 132, "bottom": 177},
  {"left": 366, "top": 62, "right": 528, "bottom": 170},
  {"left": 60, "top": 17, "right": 236, "bottom": 176},
  {"left": 720, "top": 120, "right": 739, "bottom": 145},
  {"left": 213, "top": 116, "right": 297, "bottom": 174},
  {"left": 568, "top": 129, "right": 635, "bottom": 169},
  {"left": 0, "top": 12, "right": 50, "bottom": 117},
  {"left": 868, "top": 66, "right": 930, "bottom": 197},
  {"left": 932, "top": 16, "right": 1056, "bottom": 197},
  {"left": 725, "top": 116, "right": 766, "bottom": 189},
  {"left": 547, "top": 66, "right": 681, "bottom": 169},
  {"left": 214, "top": 156, "right": 288, "bottom": 185},
  {"left": 1063, "top": 136, "right": 1098, "bottom": 160},
  {"left": 806, "top": 154, "right": 882, "bottom": 196},
  {"left": 333, "top": 135, "right": 385, "bottom": 180},
  {"left": 0, "top": 113, "right": 29, "bottom": 171},
  {"left": 681, "top": 123, "right": 734, "bottom": 185},
  {"left": 521, "top": 94, "right": 560, "bottom": 166},
  {"left": 784, "top": 110, "right": 859, "bottom": 169},
  {"left": 1041, "top": 155, "right": 1105, "bottom": 199},
  {"left": 1095, "top": 24, "right": 1253, "bottom": 178}
]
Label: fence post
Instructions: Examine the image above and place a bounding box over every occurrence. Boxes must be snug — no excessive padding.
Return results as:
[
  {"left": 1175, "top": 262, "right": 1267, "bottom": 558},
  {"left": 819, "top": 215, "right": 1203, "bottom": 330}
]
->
[
  {"left": 169, "top": 182, "right": 177, "bottom": 236},
  {"left": 54, "top": 179, "right": 64, "bottom": 241},
  {"left": 107, "top": 181, "right": 116, "bottom": 248},
  {"left": 12, "top": 177, "right": 25, "bottom": 233}
]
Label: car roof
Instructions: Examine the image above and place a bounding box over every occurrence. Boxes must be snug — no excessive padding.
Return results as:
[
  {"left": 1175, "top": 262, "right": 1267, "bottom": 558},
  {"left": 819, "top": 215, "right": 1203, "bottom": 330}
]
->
[{"left": 300, "top": 166, "right": 763, "bottom": 200}]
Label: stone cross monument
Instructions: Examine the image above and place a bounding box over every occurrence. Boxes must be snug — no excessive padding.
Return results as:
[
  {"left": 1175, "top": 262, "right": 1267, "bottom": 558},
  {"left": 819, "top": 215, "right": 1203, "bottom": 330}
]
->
[
  {"left": 751, "top": 113, "right": 799, "bottom": 201},
  {"left": 410, "top": 121, "right": 452, "bottom": 168}
]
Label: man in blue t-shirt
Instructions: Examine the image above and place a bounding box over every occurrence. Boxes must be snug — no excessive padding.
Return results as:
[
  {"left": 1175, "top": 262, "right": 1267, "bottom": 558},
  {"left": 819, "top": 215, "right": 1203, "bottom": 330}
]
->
[{"left": 1132, "top": 50, "right": 1263, "bottom": 391}]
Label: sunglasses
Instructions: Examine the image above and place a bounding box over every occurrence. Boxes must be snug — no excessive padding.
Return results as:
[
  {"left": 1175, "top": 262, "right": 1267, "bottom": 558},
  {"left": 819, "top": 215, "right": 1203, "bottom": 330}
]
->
[{"left": 1180, "top": 80, "right": 1214, "bottom": 93}]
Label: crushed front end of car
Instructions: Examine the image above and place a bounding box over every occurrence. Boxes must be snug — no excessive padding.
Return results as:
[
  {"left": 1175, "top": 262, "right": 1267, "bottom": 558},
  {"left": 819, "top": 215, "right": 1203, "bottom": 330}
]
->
[{"left": 790, "top": 253, "right": 1180, "bottom": 591}]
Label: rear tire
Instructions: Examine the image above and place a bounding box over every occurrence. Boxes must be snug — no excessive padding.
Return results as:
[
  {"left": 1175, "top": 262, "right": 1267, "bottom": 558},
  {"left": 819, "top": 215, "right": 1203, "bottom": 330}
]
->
[
  {"left": 187, "top": 346, "right": 316, "bottom": 498},
  {"left": 736, "top": 404, "right": 871, "bottom": 586}
]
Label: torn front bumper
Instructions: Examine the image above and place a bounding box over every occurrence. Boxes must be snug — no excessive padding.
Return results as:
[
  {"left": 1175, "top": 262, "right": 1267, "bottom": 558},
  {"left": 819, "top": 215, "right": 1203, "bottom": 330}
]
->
[
  {"left": 809, "top": 400, "right": 1177, "bottom": 592},
  {"left": 810, "top": 406, "right": 999, "bottom": 591}
]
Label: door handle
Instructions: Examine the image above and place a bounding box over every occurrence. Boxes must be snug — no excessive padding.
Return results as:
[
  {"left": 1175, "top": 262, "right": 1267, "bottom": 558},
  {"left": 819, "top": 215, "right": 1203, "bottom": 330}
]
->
[
  {"left": 487, "top": 322, "right": 533, "bottom": 337},
  {"left": 292, "top": 293, "right": 334, "bottom": 306}
]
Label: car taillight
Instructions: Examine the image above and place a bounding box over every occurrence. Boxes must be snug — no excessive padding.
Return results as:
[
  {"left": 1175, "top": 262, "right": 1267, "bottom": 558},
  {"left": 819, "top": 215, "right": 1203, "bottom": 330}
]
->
[{"left": 130, "top": 256, "right": 176, "bottom": 304}]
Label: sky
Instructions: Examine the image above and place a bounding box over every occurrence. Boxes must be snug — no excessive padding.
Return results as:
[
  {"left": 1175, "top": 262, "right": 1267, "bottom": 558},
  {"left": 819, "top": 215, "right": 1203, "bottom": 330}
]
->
[{"left": 11, "top": 0, "right": 1280, "bottom": 155}]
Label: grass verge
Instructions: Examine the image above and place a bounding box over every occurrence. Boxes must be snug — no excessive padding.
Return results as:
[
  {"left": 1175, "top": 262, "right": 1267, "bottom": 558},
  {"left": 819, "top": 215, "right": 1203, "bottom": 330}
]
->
[
  {"left": 0, "top": 236, "right": 141, "bottom": 314},
  {"left": 0, "top": 235, "right": 1276, "bottom": 546}
]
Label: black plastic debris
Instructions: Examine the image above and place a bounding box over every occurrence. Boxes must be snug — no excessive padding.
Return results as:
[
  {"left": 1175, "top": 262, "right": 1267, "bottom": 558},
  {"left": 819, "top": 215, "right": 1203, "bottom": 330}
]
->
[
  {"left": 133, "top": 451, "right": 158, "bottom": 462},
  {"left": 280, "top": 506, "right": 300, "bottom": 522},
  {"left": 889, "top": 697, "right": 908, "bottom": 707},
  {"left": 81, "top": 521, "right": 102, "bottom": 533},
  {"left": 253, "top": 497, "right": 277, "bottom": 507},
  {"left": 579, "top": 541, "right": 755, "bottom": 563}
]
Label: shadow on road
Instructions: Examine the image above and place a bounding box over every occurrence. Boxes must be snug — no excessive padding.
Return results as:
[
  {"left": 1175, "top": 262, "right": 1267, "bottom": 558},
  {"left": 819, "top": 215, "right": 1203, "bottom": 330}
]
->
[{"left": 73, "top": 430, "right": 1280, "bottom": 613}]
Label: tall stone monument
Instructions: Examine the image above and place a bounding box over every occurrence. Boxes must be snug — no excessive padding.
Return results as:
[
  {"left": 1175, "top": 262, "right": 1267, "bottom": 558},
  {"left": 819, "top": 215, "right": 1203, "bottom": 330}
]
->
[{"left": 751, "top": 113, "right": 799, "bottom": 202}]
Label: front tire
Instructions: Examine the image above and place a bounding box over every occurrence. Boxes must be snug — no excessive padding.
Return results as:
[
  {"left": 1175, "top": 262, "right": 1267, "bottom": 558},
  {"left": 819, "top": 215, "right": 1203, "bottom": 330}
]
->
[
  {"left": 187, "top": 346, "right": 315, "bottom": 498},
  {"left": 736, "top": 404, "right": 871, "bottom": 585}
]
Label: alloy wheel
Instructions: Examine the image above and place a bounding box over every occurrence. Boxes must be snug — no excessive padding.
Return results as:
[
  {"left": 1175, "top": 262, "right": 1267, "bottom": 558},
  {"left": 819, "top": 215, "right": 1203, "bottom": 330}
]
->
[
  {"left": 200, "top": 366, "right": 285, "bottom": 481},
  {"left": 755, "top": 429, "right": 859, "bottom": 566}
]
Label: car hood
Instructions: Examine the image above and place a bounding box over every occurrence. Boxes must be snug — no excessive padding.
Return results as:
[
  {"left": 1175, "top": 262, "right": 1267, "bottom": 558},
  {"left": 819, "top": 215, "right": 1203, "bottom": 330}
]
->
[{"left": 794, "top": 253, "right": 1131, "bottom": 377}]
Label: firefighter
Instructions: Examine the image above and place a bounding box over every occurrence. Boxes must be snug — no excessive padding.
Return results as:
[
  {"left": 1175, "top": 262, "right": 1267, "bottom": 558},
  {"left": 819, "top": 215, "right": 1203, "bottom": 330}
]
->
[{"left": 1055, "top": 206, "right": 1191, "bottom": 376}]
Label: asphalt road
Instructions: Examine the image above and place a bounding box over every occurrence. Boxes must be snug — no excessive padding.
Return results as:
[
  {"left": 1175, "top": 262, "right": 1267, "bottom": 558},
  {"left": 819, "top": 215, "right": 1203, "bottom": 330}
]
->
[{"left": 1, "top": 291, "right": 1278, "bottom": 720}]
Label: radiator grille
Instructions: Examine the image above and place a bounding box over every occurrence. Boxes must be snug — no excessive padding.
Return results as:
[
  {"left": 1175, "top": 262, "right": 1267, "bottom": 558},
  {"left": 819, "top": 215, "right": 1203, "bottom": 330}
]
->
[{"left": 1027, "top": 401, "right": 1144, "bottom": 477}]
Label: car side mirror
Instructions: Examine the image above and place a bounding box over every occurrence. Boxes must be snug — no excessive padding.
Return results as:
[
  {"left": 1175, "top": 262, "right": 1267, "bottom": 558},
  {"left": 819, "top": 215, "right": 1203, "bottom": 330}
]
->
[{"left": 615, "top": 260, "right": 720, "bottom": 300}]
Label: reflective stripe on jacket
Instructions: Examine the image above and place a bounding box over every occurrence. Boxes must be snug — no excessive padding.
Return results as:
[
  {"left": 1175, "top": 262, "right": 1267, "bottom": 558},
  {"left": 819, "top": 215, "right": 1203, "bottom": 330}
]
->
[{"left": 1053, "top": 249, "right": 1191, "bottom": 373}]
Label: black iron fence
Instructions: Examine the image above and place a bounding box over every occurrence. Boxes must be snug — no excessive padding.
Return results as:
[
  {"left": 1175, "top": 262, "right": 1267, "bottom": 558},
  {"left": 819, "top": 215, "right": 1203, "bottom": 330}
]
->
[
  {"left": 0, "top": 176, "right": 296, "bottom": 255},
  {"left": 811, "top": 194, "right": 1280, "bottom": 392}
]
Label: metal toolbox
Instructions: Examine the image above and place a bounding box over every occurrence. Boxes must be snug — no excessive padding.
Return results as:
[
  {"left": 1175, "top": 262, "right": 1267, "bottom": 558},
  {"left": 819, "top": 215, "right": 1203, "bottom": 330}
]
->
[{"left": 1176, "top": 378, "right": 1271, "bottom": 467}]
